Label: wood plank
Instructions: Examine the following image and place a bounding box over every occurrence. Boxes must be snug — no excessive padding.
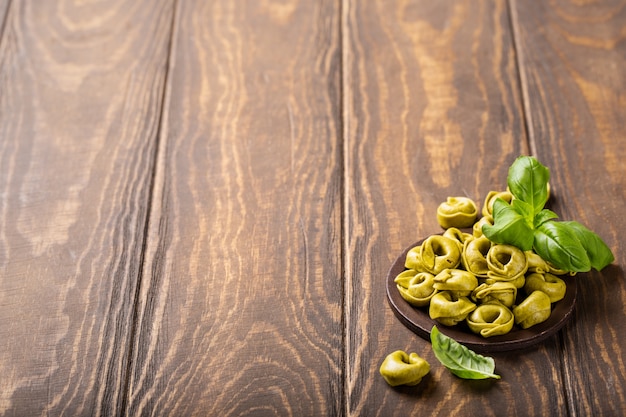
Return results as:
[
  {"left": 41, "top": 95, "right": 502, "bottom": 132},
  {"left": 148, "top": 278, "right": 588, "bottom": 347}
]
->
[
  {"left": 343, "top": 1, "right": 575, "bottom": 415},
  {"left": 126, "top": 1, "right": 343, "bottom": 415},
  {"left": 511, "top": 1, "right": 626, "bottom": 415},
  {"left": 0, "top": 1, "right": 175, "bottom": 415},
  {"left": 0, "top": 1, "right": 9, "bottom": 38}
]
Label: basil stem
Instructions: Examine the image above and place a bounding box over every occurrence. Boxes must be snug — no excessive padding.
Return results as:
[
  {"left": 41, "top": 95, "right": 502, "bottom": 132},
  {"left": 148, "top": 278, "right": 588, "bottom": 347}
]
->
[
  {"left": 430, "top": 326, "right": 500, "bottom": 380},
  {"left": 534, "top": 209, "right": 559, "bottom": 228}
]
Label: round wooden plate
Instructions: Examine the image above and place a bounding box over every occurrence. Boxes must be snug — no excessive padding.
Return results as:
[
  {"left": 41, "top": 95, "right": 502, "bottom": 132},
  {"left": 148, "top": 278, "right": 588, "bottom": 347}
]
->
[{"left": 386, "top": 235, "right": 577, "bottom": 352}]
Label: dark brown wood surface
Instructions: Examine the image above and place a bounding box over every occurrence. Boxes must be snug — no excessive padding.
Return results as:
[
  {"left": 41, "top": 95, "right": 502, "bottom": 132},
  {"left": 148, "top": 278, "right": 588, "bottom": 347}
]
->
[
  {"left": 0, "top": 1, "right": 624, "bottom": 416},
  {"left": 511, "top": 2, "right": 626, "bottom": 415},
  {"left": 0, "top": 1, "right": 175, "bottom": 415},
  {"left": 124, "top": 1, "right": 343, "bottom": 415},
  {"left": 344, "top": 1, "right": 563, "bottom": 416}
]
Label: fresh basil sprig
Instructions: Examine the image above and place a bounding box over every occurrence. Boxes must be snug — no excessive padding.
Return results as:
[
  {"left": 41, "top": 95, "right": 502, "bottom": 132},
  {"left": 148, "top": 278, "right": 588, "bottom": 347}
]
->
[
  {"left": 430, "top": 326, "right": 500, "bottom": 380},
  {"left": 482, "top": 156, "right": 614, "bottom": 272}
]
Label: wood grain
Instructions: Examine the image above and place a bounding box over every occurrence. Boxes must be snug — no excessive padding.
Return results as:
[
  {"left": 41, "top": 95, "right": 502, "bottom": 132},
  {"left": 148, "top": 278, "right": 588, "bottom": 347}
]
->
[
  {"left": 125, "top": 1, "right": 343, "bottom": 415},
  {"left": 0, "top": 1, "right": 9, "bottom": 37},
  {"left": 0, "top": 1, "right": 175, "bottom": 415},
  {"left": 343, "top": 0, "right": 574, "bottom": 415},
  {"left": 511, "top": 1, "right": 626, "bottom": 415},
  {"left": 0, "top": 1, "right": 624, "bottom": 415}
]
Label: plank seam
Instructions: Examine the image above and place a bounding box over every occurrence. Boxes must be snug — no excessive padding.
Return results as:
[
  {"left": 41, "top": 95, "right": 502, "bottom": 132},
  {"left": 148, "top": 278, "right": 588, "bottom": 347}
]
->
[
  {"left": 340, "top": 0, "right": 349, "bottom": 415},
  {"left": 0, "top": 0, "right": 12, "bottom": 48},
  {"left": 506, "top": 2, "right": 576, "bottom": 416},
  {"left": 120, "top": 0, "right": 181, "bottom": 414},
  {"left": 506, "top": 0, "right": 535, "bottom": 156}
]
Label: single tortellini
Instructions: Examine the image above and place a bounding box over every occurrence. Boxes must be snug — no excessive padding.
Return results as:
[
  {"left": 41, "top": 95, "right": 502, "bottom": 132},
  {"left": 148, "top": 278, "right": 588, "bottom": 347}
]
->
[
  {"left": 395, "top": 270, "right": 438, "bottom": 307},
  {"left": 486, "top": 244, "right": 528, "bottom": 288},
  {"left": 513, "top": 291, "right": 552, "bottom": 329},
  {"left": 379, "top": 350, "right": 430, "bottom": 387},
  {"left": 429, "top": 292, "right": 476, "bottom": 326},
  {"left": 526, "top": 251, "right": 574, "bottom": 276},
  {"left": 418, "top": 235, "right": 462, "bottom": 275},
  {"left": 461, "top": 235, "right": 492, "bottom": 277},
  {"left": 404, "top": 245, "right": 423, "bottom": 271},
  {"left": 467, "top": 302, "right": 515, "bottom": 337},
  {"left": 472, "top": 216, "right": 493, "bottom": 238},
  {"left": 471, "top": 282, "right": 518, "bottom": 308},
  {"left": 482, "top": 190, "right": 513, "bottom": 218},
  {"left": 437, "top": 197, "right": 478, "bottom": 229},
  {"left": 443, "top": 227, "right": 473, "bottom": 253},
  {"left": 524, "top": 272, "right": 566, "bottom": 303},
  {"left": 547, "top": 264, "right": 576, "bottom": 277},
  {"left": 526, "top": 251, "right": 550, "bottom": 274},
  {"left": 433, "top": 269, "right": 478, "bottom": 298}
]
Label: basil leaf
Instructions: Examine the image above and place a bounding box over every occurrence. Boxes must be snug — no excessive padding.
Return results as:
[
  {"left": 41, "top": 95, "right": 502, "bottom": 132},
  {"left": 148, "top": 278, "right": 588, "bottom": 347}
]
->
[
  {"left": 534, "top": 209, "right": 559, "bottom": 228},
  {"left": 561, "top": 221, "right": 614, "bottom": 271},
  {"left": 430, "top": 326, "right": 500, "bottom": 380},
  {"left": 507, "top": 156, "right": 550, "bottom": 215},
  {"left": 511, "top": 199, "right": 534, "bottom": 221},
  {"left": 482, "top": 198, "right": 534, "bottom": 251},
  {"left": 533, "top": 221, "right": 591, "bottom": 272}
]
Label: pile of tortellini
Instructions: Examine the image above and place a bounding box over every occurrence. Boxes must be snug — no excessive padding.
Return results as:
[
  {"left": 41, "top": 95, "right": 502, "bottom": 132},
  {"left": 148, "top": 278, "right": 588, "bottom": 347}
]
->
[{"left": 394, "top": 191, "right": 573, "bottom": 338}]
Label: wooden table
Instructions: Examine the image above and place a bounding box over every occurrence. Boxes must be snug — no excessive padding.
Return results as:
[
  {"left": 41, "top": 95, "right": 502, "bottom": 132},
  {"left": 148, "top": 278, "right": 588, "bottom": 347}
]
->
[{"left": 1, "top": 1, "right": 624, "bottom": 416}]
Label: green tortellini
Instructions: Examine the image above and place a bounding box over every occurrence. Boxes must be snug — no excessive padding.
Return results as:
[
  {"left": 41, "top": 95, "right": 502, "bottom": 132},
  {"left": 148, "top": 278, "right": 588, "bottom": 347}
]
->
[
  {"left": 461, "top": 235, "right": 492, "bottom": 277},
  {"left": 525, "top": 251, "right": 550, "bottom": 274},
  {"left": 433, "top": 269, "right": 478, "bottom": 298},
  {"left": 379, "top": 350, "right": 430, "bottom": 387},
  {"left": 524, "top": 273, "right": 566, "bottom": 303},
  {"left": 437, "top": 197, "right": 478, "bottom": 229},
  {"left": 394, "top": 190, "right": 572, "bottom": 339},
  {"left": 526, "top": 250, "right": 573, "bottom": 277},
  {"left": 471, "top": 282, "right": 517, "bottom": 308},
  {"left": 486, "top": 244, "right": 528, "bottom": 288},
  {"left": 513, "top": 291, "right": 552, "bottom": 329},
  {"left": 467, "top": 302, "right": 515, "bottom": 337},
  {"left": 482, "top": 190, "right": 513, "bottom": 218},
  {"left": 404, "top": 246, "right": 421, "bottom": 271},
  {"left": 417, "top": 235, "right": 462, "bottom": 275},
  {"left": 547, "top": 264, "right": 574, "bottom": 277},
  {"left": 443, "top": 227, "right": 472, "bottom": 253},
  {"left": 429, "top": 292, "right": 476, "bottom": 326},
  {"left": 472, "top": 215, "right": 494, "bottom": 238},
  {"left": 395, "top": 270, "right": 438, "bottom": 307}
]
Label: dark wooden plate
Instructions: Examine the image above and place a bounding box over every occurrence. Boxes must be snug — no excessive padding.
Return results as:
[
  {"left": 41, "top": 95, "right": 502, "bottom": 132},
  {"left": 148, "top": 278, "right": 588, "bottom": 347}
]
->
[{"left": 386, "top": 235, "right": 577, "bottom": 352}]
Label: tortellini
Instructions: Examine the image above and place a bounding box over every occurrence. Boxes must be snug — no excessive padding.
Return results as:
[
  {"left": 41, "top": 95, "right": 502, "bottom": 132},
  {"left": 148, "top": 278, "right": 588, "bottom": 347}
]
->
[
  {"left": 524, "top": 273, "right": 566, "bottom": 303},
  {"left": 467, "top": 303, "right": 514, "bottom": 337},
  {"left": 433, "top": 269, "right": 478, "bottom": 297},
  {"left": 525, "top": 252, "right": 571, "bottom": 276},
  {"left": 525, "top": 251, "right": 550, "bottom": 274},
  {"left": 414, "top": 235, "right": 462, "bottom": 275},
  {"left": 472, "top": 282, "right": 517, "bottom": 308},
  {"left": 429, "top": 292, "right": 476, "bottom": 326},
  {"left": 437, "top": 197, "right": 478, "bottom": 229},
  {"left": 513, "top": 291, "right": 552, "bottom": 329},
  {"left": 443, "top": 227, "right": 472, "bottom": 253},
  {"left": 486, "top": 244, "right": 528, "bottom": 288},
  {"left": 394, "top": 191, "right": 571, "bottom": 338},
  {"left": 395, "top": 270, "right": 437, "bottom": 307},
  {"left": 404, "top": 245, "right": 422, "bottom": 270},
  {"left": 473, "top": 216, "right": 493, "bottom": 238},
  {"left": 482, "top": 190, "right": 513, "bottom": 218},
  {"left": 462, "top": 235, "right": 491, "bottom": 277}
]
